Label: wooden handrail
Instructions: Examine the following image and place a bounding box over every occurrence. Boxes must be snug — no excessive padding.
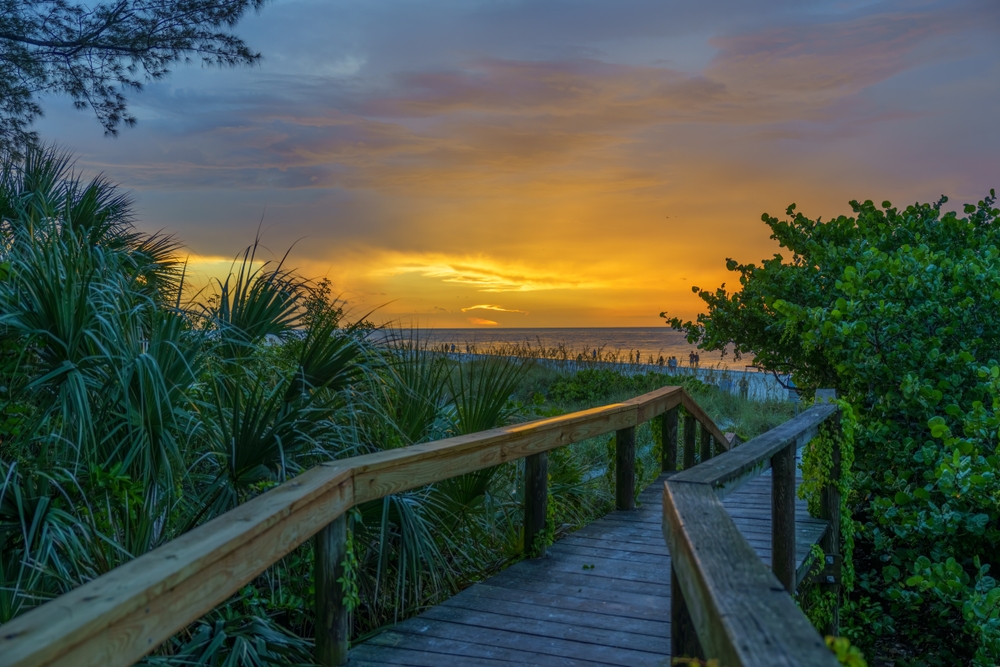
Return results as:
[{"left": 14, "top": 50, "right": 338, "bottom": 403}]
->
[
  {"left": 662, "top": 403, "right": 842, "bottom": 666},
  {"left": 0, "top": 384, "right": 722, "bottom": 667}
]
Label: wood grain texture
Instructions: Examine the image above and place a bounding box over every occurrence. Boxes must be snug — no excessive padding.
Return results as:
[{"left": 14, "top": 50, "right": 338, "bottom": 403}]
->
[
  {"left": 315, "top": 514, "right": 349, "bottom": 666},
  {"left": 663, "top": 481, "right": 838, "bottom": 667},
  {"left": 771, "top": 446, "right": 797, "bottom": 593}
]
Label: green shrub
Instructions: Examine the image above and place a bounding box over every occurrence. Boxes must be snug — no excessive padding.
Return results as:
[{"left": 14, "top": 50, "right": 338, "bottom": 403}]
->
[{"left": 670, "top": 192, "right": 1000, "bottom": 664}]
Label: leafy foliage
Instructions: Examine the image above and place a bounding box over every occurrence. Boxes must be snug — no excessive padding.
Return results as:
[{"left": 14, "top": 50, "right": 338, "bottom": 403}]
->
[
  {"left": 0, "top": 0, "right": 268, "bottom": 153},
  {"left": 669, "top": 192, "right": 1000, "bottom": 664}
]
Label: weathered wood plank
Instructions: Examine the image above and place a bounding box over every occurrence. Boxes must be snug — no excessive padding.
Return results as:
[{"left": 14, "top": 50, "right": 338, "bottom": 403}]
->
[
  {"left": 376, "top": 617, "right": 651, "bottom": 666},
  {"left": 661, "top": 408, "right": 679, "bottom": 472},
  {"left": 364, "top": 630, "right": 611, "bottom": 667},
  {"left": 553, "top": 534, "right": 671, "bottom": 557},
  {"left": 662, "top": 481, "right": 838, "bottom": 667},
  {"left": 671, "top": 562, "right": 704, "bottom": 659},
  {"left": 547, "top": 541, "right": 670, "bottom": 565},
  {"left": 351, "top": 642, "right": 524, "bottom": 666},
  {"left": 418, "top": 605, "right": 672, "bottom": 656},
  {"left": 315, "top": 514, "right": 349, "bottom": 666},
  {"left": 700, "top": 425, "right": 712, "bottom": 463},
  {"left": 622, "top": 385, "right": 683, "bottom": 424},
  {"left": 454, "top": 583, "right": 667, "bottom": 623},
  {"left": 679, "top": 393, "right": 731, "bottom": 451},
  {"left": 441, "top": 592, "right": 669, "bottom": 637},
  {"left": 482, "top": 568, "right": 672, "bottom": 612},
  {"left": 683, "top": 414, "right": 696, "bottom": 469},
  {"left": 670, "top": 404, "right": 837, "bottom": 496},
  {"left": 389, "top": 611, "right": 668, "bottom": 667},
  {"left": 771, "top": 445, "right": 797, "bottom": 593}
]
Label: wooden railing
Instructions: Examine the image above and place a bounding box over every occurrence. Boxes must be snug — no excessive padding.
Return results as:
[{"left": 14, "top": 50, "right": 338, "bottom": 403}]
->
[
  {"left": 662, "top": 399, "right": 842, "bottom": 666},
  {"left": 0, "top": 385, "right": 727, "bottom": 667}
]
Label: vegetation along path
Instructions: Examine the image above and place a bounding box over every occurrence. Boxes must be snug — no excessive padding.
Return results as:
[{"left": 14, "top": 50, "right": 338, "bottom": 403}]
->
[{"left": 350, "top": 469, "right": 827, "bottom": 666}]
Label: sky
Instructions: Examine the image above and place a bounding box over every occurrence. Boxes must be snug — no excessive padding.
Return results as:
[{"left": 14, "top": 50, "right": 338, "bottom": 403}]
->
[{"left": 38, "top": 0, "right": 1000, "bottom": 327}]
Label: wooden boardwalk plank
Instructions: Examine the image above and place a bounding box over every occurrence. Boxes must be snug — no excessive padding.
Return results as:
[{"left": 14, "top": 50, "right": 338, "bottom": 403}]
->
[{"left": 351, "top": 471, "right": 827, "bottom": 666}]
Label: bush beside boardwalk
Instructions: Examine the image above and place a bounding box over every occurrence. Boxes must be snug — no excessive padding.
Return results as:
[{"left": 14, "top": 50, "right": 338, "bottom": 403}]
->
[{"left": 670, "top": 193, "right": 1000, "bottom": 665}]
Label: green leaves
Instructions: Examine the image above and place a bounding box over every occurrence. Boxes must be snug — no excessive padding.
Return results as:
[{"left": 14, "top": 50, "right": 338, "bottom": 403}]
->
[
  {"left": 674, "top": 189, "right": 1000, "bottom": 663},
  {"left": 0, "top": 0, "right": 268, "bottom": 153}
]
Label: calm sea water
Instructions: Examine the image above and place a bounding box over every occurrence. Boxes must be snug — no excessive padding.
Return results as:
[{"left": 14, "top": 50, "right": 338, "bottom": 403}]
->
[{"left": 400, "top": 327, "right": 740, "bottom": 369}]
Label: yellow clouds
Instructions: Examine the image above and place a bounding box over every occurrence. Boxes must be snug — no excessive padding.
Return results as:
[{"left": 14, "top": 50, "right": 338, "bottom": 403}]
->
[
  {"left": 461, "top": 304, "right": 528, "bottom": 314},
  {"left": 372, "top": 254, "right": 606, "bottom": 293},
  {"left": 467, "top": 317, "right": 498, "bottom": 326}
]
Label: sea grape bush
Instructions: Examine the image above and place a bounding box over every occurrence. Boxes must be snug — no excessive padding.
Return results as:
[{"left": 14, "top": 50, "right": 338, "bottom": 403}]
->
[{"left": 668, "top": 192, "right": 1000, "bottom": 664}]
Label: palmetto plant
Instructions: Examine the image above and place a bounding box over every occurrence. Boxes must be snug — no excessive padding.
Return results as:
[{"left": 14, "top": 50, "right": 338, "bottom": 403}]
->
[{"left": 0, "top": 147, "right": 368, "bottom": 665}]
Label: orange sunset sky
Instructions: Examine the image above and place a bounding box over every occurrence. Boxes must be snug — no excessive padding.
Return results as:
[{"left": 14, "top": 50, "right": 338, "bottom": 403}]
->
[{"left": 42, "top": 0, "right": 999, "bottom": 327}]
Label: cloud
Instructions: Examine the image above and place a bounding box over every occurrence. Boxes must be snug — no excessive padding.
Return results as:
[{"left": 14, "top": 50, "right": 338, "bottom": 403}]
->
[
  {"left": 467, "top": 317, "right": 498, "bottom": 326},
  {"left": 374, "top": 254, "right": 606, "bottom": 292},
  {"left": 69, "top": 0, "right": 995, "bottom": 196},
  {"left": 461, "top": 304, "right": 528, "bottom": 314}
]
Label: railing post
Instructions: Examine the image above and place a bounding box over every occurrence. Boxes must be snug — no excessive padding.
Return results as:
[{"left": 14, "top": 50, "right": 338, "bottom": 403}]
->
[
  {"left": 771, "top": 443, "right": 797, "bottom": 593},
  {"left": 819, "top": 409, "right": 842, "bottom": 635},
  {"left": 699, "top": 424, "right": 712, "bottom": 462},
  {"left": 524, "top": 452, "right": 548, "bottom": 557},
  {"left": 661, "top": 407, "right": 679, "bottom": 473},
  {"left": 683, "top": 413, "right": 696, "bottom": 469},
  {"left": 315, "top": 514, "right": 349, "bottom": 666},
  {"left": 616, "top": 426, "right": 636, "bottom": 510},
  {"left": 671, "top": 563, "right": 705, "bottom": 659}
]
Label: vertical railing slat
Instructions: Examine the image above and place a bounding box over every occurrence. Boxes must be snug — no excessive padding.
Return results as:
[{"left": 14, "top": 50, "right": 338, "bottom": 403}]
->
[
  {"left": 671, "top": 563, "right": 705, "bottom": 659},
  {"left": 616, "top": 426, "right": 636, "bottom": 510},
  {"left": 771, "top": 444, "right": 797, "bottom": 593},
  {"left": 524, "top": 452, "right": 548, "bottom": 557},
  {"left": 315, "top": 515, "right": 349, "bottom": 666},
  {"left": 662, "top": 407, "right": 679, "bottom": 473},
  {"left": 683, "top": 414, "right": 696, "bottom": 469}
]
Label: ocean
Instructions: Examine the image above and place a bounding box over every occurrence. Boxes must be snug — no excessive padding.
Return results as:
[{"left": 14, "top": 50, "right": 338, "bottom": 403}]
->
[{"left": 401, "top": 327, "right": 741, "bottom": 370}]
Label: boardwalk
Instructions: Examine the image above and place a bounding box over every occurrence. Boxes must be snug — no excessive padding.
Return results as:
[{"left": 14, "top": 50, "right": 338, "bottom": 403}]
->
[{"left": 350, "top": 471, "right": 828, "bottom": 666}]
